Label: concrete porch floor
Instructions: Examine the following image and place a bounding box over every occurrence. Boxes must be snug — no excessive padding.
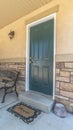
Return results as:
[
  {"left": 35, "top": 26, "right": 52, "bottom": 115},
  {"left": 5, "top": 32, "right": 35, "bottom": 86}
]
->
[
  {"left": 0, "top": 90, "right": 72, "bottom": 130},
  {"left": 0, "top": 89, "right": 19, "bottom": 108},
  {"left": 0, "top": 103, "right": 73, "bottom": 130}
]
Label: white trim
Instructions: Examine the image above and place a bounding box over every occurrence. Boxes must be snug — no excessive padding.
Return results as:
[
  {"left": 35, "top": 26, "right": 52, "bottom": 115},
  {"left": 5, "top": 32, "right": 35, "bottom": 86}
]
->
[
  {"left": 26, "top": 25, "right": 30, "bottom": 91},
  {"left": 26, "top": 13, "right": 56, "bottom": 99},
  {"left": 53, "top": 14, "right": 56, "bottom": 100}
]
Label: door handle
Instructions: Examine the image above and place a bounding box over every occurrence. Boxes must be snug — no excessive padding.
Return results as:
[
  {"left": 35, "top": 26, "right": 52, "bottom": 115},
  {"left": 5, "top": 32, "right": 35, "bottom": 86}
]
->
[
  {"left": 29, "top": 57, "right": 32, "bottom": 60},
  {"left": 29, "top": 58, "right": 33, "bottom": 64},
  {"left": 29, "top": 61, "right": 33, "bottom": 64},
  {"left": 29, "top": 57, "right": 33, "bottom": 64}
]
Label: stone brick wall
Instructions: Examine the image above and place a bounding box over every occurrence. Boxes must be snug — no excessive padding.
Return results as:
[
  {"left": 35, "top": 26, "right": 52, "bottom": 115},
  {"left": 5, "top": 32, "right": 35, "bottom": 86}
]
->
[
  {"left": 56, "top": 62, "right": 73, "bottom": 112},
  {"left": 0, "top": 60, "right": 26, "bottom": 93},
  {"left": 1, "top": 58, "right": 73, "bottom": 112}
]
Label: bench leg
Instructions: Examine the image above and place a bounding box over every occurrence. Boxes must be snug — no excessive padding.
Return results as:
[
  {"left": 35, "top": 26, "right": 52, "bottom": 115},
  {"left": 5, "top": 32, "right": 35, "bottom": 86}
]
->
[
  {"left": 1, "top": 88, "right": 7, "bottom": 103},
  {"left": 15, "top": 90, "right": 18, "bottom": 97},
  {"left": 15, "top": 85, "right": 18, "bottom": 97}
]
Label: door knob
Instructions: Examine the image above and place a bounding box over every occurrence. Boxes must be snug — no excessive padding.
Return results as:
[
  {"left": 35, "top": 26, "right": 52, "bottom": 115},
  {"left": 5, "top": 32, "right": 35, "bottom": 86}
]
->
[
  {"left": 29, "top": 61, "right": 33, "bottom": 64},
  {"left": 29, "top": 57, "right": 33, "bottom": 64},
  {"left": 29, "top": 57, "right": 32, "bottom": 60}
]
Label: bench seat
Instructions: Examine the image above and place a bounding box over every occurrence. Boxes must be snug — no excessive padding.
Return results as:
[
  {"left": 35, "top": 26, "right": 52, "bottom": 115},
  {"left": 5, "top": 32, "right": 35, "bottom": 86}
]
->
[{"left": 0, "top": 70, "right": 19, "bottom": 103}]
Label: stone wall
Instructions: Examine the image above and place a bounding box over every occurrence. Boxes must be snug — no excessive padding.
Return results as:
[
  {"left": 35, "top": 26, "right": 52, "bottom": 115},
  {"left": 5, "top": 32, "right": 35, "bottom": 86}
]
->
[
  {"left": 56, "top": 62, "right": 73, "bottom": 112},
  {"left": 0, "top": 59, "right": 26, "bottom": 93},
  {"left": 1, "top": 57, "right": 73, "bottom": 113}
]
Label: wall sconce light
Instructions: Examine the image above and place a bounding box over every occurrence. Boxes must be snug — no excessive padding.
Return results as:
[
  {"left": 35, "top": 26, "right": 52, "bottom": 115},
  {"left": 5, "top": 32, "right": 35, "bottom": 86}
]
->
[{"left": 8, "top": 30, "right": 15, "bottom": 39}]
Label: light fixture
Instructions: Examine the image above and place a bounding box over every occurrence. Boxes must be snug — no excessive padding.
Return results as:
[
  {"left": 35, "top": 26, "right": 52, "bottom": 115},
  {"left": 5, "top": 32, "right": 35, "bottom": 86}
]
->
[{"left": 8, "top": 30, "right": 15, "bottom": 39}]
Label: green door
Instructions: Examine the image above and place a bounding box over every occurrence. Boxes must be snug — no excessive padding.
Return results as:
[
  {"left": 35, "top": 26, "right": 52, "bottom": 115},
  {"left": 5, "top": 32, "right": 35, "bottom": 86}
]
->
[{"left": 29, "top": 19, "right": 54, "bottom": 96}]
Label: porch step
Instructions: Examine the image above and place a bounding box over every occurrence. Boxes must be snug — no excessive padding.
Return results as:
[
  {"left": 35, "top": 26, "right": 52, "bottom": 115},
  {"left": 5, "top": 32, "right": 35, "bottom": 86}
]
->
[{"left": 19, "top": 90, "right": 54, "bottom": 113}]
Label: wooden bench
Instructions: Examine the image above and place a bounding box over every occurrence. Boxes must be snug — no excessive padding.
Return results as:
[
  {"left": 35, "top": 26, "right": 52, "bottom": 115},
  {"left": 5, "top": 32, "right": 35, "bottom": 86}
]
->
[{"left": 0, "top": 70, "right": 19, "bottom": 103}]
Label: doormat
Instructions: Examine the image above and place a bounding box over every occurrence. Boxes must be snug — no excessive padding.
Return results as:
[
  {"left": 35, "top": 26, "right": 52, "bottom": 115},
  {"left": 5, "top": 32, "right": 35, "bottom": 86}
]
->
[{"left": 7, "top": 102, "right": 41, "bottom": 124}]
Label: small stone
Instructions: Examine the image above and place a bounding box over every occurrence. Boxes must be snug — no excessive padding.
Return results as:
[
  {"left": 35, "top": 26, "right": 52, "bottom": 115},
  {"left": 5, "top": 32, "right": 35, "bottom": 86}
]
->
[{"left": 54, "top": 103, "right": 67, "bottom": 118}]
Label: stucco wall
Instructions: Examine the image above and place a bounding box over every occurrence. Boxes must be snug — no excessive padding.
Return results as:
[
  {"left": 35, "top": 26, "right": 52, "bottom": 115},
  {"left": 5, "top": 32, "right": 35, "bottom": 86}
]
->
[
  {"left": 0, "top": 0, "right": 73, "bottom": 112},
  {"left": 0, "top": 20, "right": 26, "bottom": 60},
  {"left": 0, "top": 0, "right": 73, "bottom": 60}
]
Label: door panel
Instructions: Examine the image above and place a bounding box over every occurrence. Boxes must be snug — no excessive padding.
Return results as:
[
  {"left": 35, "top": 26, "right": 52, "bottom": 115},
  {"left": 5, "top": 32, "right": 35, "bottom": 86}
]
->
[
  {"left": 29, "top": 19, "right": 54, "bottom": 95},
  {"left": 42, "top": 66, "right": 49, "bottom": 85}
]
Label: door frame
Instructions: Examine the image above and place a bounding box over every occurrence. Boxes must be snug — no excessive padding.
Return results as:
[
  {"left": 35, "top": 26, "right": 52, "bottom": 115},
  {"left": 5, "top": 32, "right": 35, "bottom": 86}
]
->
[{"left": 26, "top": 13, "right": 56, "bottom": 100}]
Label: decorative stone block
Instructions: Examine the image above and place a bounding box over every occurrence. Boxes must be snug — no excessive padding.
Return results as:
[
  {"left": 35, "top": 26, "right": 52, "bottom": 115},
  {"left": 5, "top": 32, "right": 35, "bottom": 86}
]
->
[
  {"left": 56, "top": 69, "right": 60, "bottom": 76},
  {"left": 55, "top": 88, "right": 59, "bottom": 95},
  {"left": 71, "top": 72, "right": 73, "bottom": 75},
  {"left": 65, "top": 62, "right": 73, "bottom": 69},
  {"left": 60, "top": 71, "right": 70, "bottom": 77},
  {"left": 62, "top": 68, "right": 73, "bottom": 72},
  {"left": 17, "top": 80, "right": 25, "bottom": 85},
  {"left": 17, "top": 85, "right": 25, "bottom": 93},
  {"left": 56, "top": 69, "right": 60, "bottom": 74},
  {"left": 56, "top": 81, "right": 60, "bottom": 88},
  {"left": 17, "top": 66, "right": 25, "bottom": 69},
  {"left": 56, "top": 73, "right": 59, "bottom": 76},
  {"left": 60, "top": 82, "right": 73, "bottom": 92},
  {"left": 55, "top": 97, "right": 70, "bottom": 105},
  {"left": 69, "top": 99, "right": 73, "bottom": 103},
  {"left": 60, "top": 62, "right": 65, "bottom": 69},
  {"left": 71, "top": 76, "right": 73, "bottom": 83},
  {"left": 56, "top": 76, "right": 70, "bottom": 82},
  {"left": 20, "top": 71, "right": 25, "bottom": 76},
  {"left": 8, "top": 65, "right": 18, "bottom": 69},
  {"left": 55, "top": 87, "right": 59, "bottom": 92},
  {"left": 60, "top": 90, "right": 73, "bottom": 99},
  {"left": 56, "top": 62, "right": 65, "bottom": 69}
]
